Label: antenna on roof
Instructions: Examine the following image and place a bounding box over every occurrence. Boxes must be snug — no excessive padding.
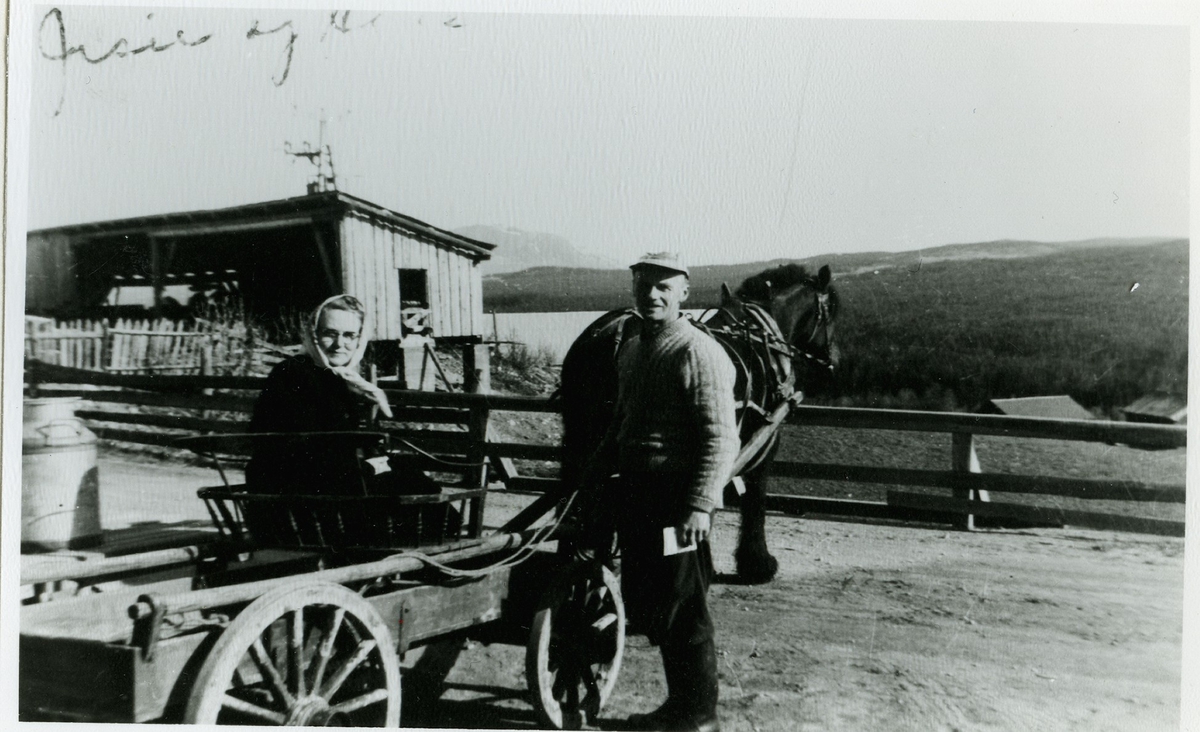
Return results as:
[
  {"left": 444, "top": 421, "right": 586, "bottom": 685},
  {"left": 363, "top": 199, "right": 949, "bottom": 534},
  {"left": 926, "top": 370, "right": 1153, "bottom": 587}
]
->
[{"left": 284, "top": 112, "right": 338, "bottom": 194}]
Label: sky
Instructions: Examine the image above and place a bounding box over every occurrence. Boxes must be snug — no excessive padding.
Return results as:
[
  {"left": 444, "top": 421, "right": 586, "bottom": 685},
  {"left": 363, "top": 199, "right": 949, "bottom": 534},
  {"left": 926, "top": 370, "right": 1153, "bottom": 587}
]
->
[{"left": 18, "top": 5, "right": 1193, "bottom": 268}]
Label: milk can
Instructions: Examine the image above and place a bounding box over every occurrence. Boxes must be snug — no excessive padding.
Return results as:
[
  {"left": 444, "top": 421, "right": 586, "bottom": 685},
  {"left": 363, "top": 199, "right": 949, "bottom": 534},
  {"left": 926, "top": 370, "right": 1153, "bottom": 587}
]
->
[{"left": 22, "top": 397, "right": 102, "bottom": 552}]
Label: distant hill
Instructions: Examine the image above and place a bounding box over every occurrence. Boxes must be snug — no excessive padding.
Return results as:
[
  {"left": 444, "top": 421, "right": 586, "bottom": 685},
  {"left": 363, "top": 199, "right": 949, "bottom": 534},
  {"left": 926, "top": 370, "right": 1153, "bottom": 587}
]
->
[
  {"left": 482, "top": 236, "right": 1185, "bottom": 312},
  {"left": 455, "top": 225, "right": 620, "bottom": 275},
  {"left": 484, "top": 236, "right": 1188, "bottom": 415}
]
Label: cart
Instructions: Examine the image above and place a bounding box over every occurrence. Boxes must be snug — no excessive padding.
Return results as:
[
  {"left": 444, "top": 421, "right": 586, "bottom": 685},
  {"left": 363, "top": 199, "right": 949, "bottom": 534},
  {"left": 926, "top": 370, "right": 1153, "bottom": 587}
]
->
[{"left": 19, "top": 431, "right": 624, "bottom": 729}]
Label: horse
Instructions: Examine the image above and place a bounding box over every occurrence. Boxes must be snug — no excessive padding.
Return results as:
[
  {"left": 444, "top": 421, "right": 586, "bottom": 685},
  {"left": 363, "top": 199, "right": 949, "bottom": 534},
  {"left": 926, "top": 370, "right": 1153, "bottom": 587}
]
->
[{"left": 558, "top": 263, "right": 839, "bottom": 584}]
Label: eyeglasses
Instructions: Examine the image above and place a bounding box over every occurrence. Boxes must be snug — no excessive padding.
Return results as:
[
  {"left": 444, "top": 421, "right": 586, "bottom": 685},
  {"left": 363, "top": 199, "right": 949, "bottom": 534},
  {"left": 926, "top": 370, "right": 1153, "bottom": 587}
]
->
[{"left": 317, "top": 329, "right": 361, "bottom": 343}]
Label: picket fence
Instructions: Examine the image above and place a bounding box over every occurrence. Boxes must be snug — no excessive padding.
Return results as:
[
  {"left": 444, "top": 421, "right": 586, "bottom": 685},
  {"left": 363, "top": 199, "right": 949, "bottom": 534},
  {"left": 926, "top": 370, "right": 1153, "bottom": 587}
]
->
[{"left": 23, "top": 317, "right": 258, "bottom": 375}]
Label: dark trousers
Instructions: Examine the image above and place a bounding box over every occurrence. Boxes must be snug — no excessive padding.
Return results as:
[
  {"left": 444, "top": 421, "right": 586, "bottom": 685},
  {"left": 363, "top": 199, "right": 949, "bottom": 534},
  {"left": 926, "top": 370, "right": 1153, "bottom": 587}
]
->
[{"left": 614, "top": 472, "right": 715, "bottom": 649}]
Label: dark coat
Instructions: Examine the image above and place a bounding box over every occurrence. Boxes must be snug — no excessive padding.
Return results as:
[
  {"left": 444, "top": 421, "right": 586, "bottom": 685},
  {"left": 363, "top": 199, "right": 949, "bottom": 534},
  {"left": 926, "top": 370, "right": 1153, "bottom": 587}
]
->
[{"left": 246, "top": 355, "right": 367, "bottom": 495}]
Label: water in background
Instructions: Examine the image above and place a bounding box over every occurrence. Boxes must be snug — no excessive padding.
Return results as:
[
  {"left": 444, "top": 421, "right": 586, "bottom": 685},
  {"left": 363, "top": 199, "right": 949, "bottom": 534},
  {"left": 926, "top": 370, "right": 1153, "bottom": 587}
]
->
[{"left": 489, "top": 310, "right": 706, "bottom": 363}]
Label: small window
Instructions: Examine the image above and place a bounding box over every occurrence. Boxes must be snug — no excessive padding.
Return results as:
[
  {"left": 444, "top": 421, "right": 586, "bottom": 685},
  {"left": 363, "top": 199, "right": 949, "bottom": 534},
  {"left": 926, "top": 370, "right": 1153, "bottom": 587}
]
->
[{"left": 398, "top": 269, "right": 429, "bottom": 308}]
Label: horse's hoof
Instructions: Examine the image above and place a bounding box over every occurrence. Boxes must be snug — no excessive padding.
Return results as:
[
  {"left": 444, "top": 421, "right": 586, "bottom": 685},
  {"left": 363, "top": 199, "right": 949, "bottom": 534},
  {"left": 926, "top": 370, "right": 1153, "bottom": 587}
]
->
[{"left": 735, "top": 554, "right": 778, "bottom": 584}]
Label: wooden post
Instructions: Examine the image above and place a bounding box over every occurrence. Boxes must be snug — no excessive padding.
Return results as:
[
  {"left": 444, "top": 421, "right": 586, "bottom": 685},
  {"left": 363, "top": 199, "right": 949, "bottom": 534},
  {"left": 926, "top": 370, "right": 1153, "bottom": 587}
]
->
[
  {"left": 200, "top": 337, "right": 215, "bottom": 396},
  {"left": 462, "top": 343, "right": 490, "bottom": 394},
  {"left": 951, "top": 432, "right": 989, "bottom": 530},
  {"left": 486, "top": 420, "right": 520, "bottom": 484},
  {"left": 424, "top": 344, "right": 455, "bottom": 392},
  {"left": 466, "top": 403, "right": 491, "bottom": 537},
  {"left": 150, "top": 239, "right": 163, "bottom": 313},
  {"left": 490, "top": 310, "right": 501, "bottom": 356}
]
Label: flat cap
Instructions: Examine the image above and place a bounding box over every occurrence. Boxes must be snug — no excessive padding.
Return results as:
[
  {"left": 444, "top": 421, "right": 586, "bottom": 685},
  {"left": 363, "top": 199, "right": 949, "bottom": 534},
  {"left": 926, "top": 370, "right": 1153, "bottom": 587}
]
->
[{"left": 630, "top": 251, "right": 689, "bottom": 277}]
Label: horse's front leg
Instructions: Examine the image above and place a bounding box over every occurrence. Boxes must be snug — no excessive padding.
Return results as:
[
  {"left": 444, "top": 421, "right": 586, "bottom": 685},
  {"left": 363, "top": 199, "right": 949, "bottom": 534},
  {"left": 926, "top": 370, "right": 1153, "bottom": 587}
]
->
[{"left": 734, "top": 464, "right": 779, "bottom": 584}]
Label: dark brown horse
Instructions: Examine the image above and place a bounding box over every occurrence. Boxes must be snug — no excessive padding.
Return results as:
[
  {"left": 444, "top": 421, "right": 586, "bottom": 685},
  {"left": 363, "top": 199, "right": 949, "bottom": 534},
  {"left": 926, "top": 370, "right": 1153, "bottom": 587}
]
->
[{"left": 559, "top": 264, "right": 839, "bottom": 583}]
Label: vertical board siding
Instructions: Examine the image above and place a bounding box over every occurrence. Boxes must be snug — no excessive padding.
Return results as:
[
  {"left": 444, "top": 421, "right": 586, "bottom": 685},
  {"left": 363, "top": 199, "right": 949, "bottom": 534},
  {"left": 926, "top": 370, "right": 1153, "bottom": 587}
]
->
[
  {"left": 470, "top": 262, "right": 484, "bottom": 335},
  {"left": 378, "top": 223, "right": 399, "bottom": 340},
  {"left": 374, "top": 222, "right": 388, "bottom": 338},
  {"left": 338, "top": 218, "right": 355, "bottom": 299},
  {"left": 340, "top": 213, "right": 485, "bottom": 340},
  {"left": 448, "top": 247, "right": 462, "bottom": 336},
  {"left": 437, "top": 245, "right": 451, "bottom": 336},
  {"left": 457, "top": 257, "right": 470, "bottom": 336},
  {"left": 372, "top": 222, "right": 387, "bottom": 339}
]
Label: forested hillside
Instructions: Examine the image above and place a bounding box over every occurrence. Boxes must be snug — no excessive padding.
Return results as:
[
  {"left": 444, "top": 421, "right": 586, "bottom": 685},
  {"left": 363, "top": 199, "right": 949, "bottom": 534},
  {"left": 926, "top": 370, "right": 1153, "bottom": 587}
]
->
[{"left": 483, "top": 238, "right": 1187, "bottom": 414}]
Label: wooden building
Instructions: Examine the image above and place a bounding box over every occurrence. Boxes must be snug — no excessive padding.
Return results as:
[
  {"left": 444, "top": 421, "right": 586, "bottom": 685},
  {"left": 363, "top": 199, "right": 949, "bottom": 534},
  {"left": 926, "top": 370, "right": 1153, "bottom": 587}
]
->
[{"left": 25, "top": 191, "right": 495, "bottom": 343}]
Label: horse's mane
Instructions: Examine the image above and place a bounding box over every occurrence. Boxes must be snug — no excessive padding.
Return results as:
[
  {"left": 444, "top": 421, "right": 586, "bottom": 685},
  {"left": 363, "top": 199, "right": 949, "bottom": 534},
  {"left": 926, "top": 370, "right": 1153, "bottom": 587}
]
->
[{"left": 735, "top": 263, "right": 831, "bottom": 302}]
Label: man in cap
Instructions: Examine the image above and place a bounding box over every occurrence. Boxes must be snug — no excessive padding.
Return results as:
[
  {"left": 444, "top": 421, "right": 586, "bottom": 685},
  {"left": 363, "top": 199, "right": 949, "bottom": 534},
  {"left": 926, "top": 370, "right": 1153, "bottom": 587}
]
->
[{"left": 583, "top": 252, "right": 738, "bottom": 732}]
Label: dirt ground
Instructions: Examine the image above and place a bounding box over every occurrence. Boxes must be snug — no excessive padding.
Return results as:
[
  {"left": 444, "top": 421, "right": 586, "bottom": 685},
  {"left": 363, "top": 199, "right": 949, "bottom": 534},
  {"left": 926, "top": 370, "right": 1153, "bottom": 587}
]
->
[
  {"left": 24, "top": 454, "right": 1185, "bottom": 731},
  {"left": 413, "top": 503, "right": 1185, "bottom": 732}
]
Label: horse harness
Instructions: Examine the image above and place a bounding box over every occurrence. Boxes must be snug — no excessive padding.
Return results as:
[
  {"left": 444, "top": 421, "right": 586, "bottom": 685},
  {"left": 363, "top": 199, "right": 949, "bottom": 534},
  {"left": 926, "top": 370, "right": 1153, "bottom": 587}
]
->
[{"left": 582, "top": 304, "right": 799, "bottom": 477}]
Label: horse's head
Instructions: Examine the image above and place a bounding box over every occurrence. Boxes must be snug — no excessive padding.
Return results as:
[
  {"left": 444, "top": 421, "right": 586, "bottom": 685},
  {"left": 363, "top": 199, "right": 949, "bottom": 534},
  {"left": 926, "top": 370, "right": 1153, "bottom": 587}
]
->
[{"left": 731, "top": 263, "right": 840, "bottom": 385}]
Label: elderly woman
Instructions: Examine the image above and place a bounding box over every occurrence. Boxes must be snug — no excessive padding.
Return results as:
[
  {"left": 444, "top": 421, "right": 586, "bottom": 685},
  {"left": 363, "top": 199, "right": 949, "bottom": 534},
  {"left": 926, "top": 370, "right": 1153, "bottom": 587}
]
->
[{"left": 246, "top": 294, "right": 394, "bottom": 495}]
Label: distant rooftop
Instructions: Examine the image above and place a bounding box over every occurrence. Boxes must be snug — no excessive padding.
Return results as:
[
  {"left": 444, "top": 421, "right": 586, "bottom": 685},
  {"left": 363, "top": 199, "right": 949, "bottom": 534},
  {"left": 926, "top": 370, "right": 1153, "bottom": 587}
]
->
[
  {"left": 28, "top": 190, "right": 496, "bottom": 261},
  {"left": 982, "top": 396, "right": 1095, "bottom": 420},
  {"left": 1122, "top": 392, "right": 1187, "bottom": 425}
]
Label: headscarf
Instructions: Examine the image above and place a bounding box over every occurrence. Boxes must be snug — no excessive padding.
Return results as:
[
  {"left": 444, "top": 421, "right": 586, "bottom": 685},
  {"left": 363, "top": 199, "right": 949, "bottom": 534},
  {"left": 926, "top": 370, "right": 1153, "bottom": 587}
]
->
[{"left": 300, "top": 294, "right": 394, "bottom": 418}]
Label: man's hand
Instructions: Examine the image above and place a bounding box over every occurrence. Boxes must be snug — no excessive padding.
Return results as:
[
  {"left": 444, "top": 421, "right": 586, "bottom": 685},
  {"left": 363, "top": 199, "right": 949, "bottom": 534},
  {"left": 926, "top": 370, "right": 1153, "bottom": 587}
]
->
[{"left": 676, "top": 510, "right": 712, "bottom": 548}]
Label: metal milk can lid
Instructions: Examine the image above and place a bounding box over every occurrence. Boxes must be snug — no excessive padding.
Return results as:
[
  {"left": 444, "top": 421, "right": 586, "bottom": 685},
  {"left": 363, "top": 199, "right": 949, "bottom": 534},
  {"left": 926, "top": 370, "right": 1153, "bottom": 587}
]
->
[{"left": 23, "top": 397, "right": 97, "bottom": 450}]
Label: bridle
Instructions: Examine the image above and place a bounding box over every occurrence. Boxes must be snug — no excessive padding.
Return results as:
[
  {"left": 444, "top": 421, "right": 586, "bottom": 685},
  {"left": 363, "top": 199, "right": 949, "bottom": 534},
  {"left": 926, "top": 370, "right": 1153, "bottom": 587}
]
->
[{"left": 784, "top": 286, "right": 836, "bottom": 374}]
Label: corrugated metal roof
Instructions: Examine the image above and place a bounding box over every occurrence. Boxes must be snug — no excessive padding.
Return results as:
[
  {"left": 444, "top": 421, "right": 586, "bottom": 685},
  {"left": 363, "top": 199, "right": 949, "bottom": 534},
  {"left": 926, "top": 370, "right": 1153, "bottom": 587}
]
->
[
  {"left": 984, "top": 396, "right": 1095, "bottom": 420},
  {"left": 27, "top": 190, "right": 496, "bottom": 261},
  {"left": 1123, "top": 392, "right": 1187, "bottom": 423}
]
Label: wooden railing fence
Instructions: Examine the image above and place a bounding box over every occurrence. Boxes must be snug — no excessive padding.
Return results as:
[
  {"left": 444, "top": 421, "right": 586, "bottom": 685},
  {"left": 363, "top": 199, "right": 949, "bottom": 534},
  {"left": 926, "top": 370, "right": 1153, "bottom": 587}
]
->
[
  {"left": 24, "top": 360, "right": 1187, "bottom": 538},
  {"left": 24, "top": 317, "right": 256, "bottom": 375}
]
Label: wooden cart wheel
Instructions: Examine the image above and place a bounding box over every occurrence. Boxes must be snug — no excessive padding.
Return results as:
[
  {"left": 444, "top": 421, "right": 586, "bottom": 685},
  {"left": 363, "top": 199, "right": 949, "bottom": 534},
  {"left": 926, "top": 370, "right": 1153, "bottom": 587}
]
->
[
  {"left": 526, "top": 562, "right": 625, "bottom": 730},
  {"left": 184, "top": 582, "right": 400, "bottom": 726}
]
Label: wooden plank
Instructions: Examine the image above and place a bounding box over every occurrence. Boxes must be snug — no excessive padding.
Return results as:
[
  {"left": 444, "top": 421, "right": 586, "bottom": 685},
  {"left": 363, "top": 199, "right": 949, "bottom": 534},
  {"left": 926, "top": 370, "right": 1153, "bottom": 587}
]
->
[
  {"left": 383, "top": 228, "right": 402, "bottom": 340},
  {"left": 951, "top": 432, "right": 984, "bottom": 530},
  {"left": 762, "top": 494, "right": 951, "bottom": 523},
  {"left": 387, "top": 431, "right": 475, "bottom": 455},
  {"left": 21, "top": 624, "right": 212, "bottom": 722},
  {"left": 380, "top": 389, "right": 559, "bottom": 413},
  {"left": 24, "top": 367, "right": 559, "bottom": 412},
  {"left": 887, "top": 491, "right": 1186, "bottom": 537},
  {"left": 790, "top": 405, "right": 1186, "bottom": 450},
  {"left": 75, "top": 409, "right": 248, "bottom": 433},
  {"left": 485, "top": 422, "right": 520, "bottom": 481},
  {"left": 421, "top": 236, "right": 438, "bottom": 335},
  {"left": 140, "top": 214, "right": 315, "bottom": 238},
  {"left": 127, "top": 527, "right": 549, "bottom": 620},
  {"left": 470, "top": 262, "right": 484, "bottom": 337},
  {"left": 21, "top": 542, "right": 237, "bottom": 585},
  {"left": 20, "top": 636, "right": 138, "bottom": 721},
  {"left": 32, "top": 389, "right": 256, "bottom": 412},
  {"left": 379, "top": 406, "right": 472, "bottom": 425},
  {"left": 136, "top": 320, "right": 150, "bottom": 370},
  {"left": 25, "top": 360, "right": 266, "bottom": 390},
  {"left": 506, "top": 476, "right": 559, "bottom": 493},
  {"left": 768, "top": 461, "right": 1185, "bottom": 503},
  {"left": 484, "top": 441, "right": 562, "bottom": 461},
  {"left": 91, "top": 427, "right": 207, "bottom": 449},
  {"left": 437, "top": 245, "right": 451, "bottom": 336},
  {"left": 449, "top": 251, "right": 463, "bottom": 337},
  {"left": 373, "top": 566, "right": 514, "bottom": 647},
  {"left": 355, "top": 213, "right": 369, "bottom": 309},
  {"left": 374, "top": 221, "right": 391, "bottom": 340}
]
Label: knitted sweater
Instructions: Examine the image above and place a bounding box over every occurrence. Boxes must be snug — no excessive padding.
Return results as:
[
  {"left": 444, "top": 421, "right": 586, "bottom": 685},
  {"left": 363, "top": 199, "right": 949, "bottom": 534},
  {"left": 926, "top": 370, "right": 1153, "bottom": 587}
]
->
[{"left": 607, "top": 316, "right": 739, "bottom": 513}]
